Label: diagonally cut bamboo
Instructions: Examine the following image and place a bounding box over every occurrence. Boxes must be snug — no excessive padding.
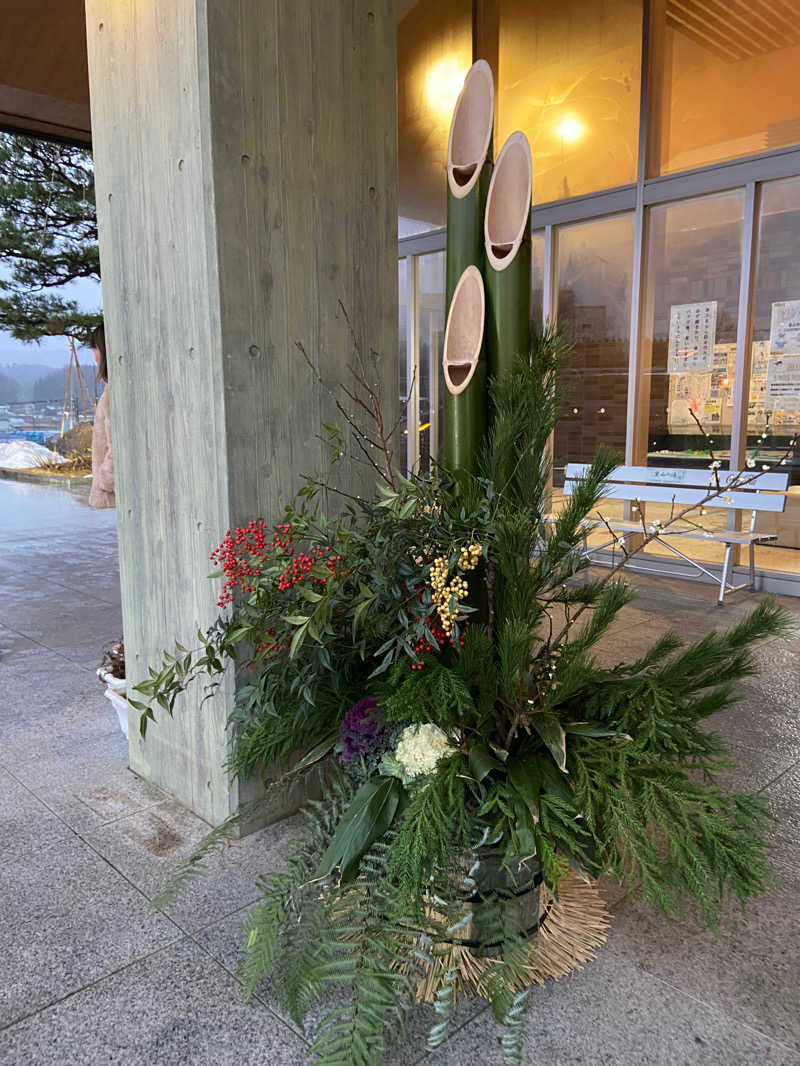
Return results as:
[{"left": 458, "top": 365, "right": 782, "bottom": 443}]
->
[
  {"left": 442, "top": 265, "right": 486, "bottom": 474},
  {"left": 444, "top": 59, "right": 494, "bottom": 474},
  {"left": 447, "top": 58, "right": 494, "bottom": 200},
  {"left": 484, "top": 131, "right": 532, "bottom": 386},
  {"left": 446, "top": 59, "right": 494, "bottom": 309}
]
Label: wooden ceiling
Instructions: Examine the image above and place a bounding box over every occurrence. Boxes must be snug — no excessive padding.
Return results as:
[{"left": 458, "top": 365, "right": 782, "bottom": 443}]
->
[
  {"left": 7, "top": 0, "right": 795, "bottom": 149},
  {"left": 0, "top": 0, "right": 427, "bottom": 146},
  {"left": 666, "top": 0, "right": 800, "bottom": 61},
  {"left": 0, "top": 0, "right": 91, "bottom": 143}
]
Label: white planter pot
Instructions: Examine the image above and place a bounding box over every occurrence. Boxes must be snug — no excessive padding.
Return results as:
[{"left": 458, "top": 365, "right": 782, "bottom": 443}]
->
[{"left": 98, "top": 668, "right": 128, "bottom": 738}]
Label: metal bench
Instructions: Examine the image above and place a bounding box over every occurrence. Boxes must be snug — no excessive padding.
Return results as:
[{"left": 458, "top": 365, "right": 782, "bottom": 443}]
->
[{"left": 563, "top": 463, "right": 790, "bottom": 605}]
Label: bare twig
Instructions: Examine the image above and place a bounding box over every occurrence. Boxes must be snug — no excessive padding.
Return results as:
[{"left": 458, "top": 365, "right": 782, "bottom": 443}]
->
[
  {"left": 595, "top": 511, "right": 629, "bottom": 558},
  {"left": 689, "top": 408, "right": 720, "bottom": 490},
  {"left": 296, "top": 338, "right": 396, "bottom": 490}
]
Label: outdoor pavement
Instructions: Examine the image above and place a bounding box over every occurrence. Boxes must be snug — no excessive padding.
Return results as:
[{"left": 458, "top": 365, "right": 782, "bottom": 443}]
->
[{"left": 1, "top": 475, "right": 799, "bottom": 1065}]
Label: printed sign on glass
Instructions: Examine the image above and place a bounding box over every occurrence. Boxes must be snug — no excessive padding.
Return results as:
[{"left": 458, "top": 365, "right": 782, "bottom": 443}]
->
[{"left": 667, "top": 301, "right": 718, "bottom": 374}]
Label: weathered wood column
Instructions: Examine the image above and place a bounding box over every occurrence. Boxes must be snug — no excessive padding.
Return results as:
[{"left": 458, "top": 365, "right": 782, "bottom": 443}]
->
[{"left": 84, "top": 0, "right": 398, "bottom": 826}]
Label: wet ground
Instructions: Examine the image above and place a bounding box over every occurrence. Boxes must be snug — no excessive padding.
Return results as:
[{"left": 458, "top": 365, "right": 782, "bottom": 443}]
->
[{"left": 1, "top": 477, "right": 799, "bottom": 1065}]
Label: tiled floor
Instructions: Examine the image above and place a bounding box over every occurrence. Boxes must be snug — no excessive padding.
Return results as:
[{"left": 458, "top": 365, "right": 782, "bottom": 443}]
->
[{"left": 1, "top": 476, "right": 799, "bottom": 1065}]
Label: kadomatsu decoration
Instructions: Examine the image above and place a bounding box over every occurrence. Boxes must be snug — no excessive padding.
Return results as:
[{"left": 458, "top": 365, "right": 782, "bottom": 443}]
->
[
  {"left": 130, "top": 59, "right": 791, "bottom": 1066},
  {"left": 132, "top": 331, "right": 790, "bottom": 1066}
]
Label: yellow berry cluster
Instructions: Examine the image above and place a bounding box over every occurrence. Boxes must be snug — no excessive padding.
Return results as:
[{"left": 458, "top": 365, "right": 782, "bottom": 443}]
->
[
  {"left": 457, "top": 542, "right": 483, "bottom": 571},
  {"left": 430, "top": 552, "right": 473, "bottom": 635}
]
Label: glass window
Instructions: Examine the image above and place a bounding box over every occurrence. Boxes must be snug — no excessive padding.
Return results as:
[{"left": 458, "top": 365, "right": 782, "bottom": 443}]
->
[
  {"left": 398, "top": 0, "right": 472, "bottom": 236},
  {"left": 532, "top": 229, "right": 545, "bottom": 327},
  {"left": 637, "top": 191, "right": 744, "bottom": 561},
  {"left": 496, "top": 0, "right": 642, "bottom": 205},
  {"left": 748, "top": 177, "right": 800, "bottom": 575},
  {"left": 638, "top": 192, "right": 743, "bottom": 467},
  {"left": 553, "top": 214, "right": 634, "bottom": 491},
  {"left": 398, "top": 258, "right": 410, "bottom": 475},
  {"left": 652, "top": 6, "right": 800, "bottom": 176},
  {"left": 417, "top": 251, "right": 446, "bottom": 473}
]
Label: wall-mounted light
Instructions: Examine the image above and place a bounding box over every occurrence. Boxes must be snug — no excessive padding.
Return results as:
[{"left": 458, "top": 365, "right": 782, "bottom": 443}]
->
[
  {"left": 555, "top": 116, "right": 585, "bottom": 144},
  {"left": 425, "top": 57, "right": 468, "bottom": 119}
]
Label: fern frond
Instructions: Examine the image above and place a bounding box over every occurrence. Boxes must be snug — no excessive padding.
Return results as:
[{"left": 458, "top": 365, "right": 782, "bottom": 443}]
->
[
  {"left": 239, "top": 772, "right": 354, "bottom": 998},
  {"left": 499, "top": 988, "right": 531, "bottom": 1066},
  {"left": 426, "top": 965, "right": 458, "bottom": 1050},
  {"left": 308, "top": 843, "right": 422, "bottom": 1066}
]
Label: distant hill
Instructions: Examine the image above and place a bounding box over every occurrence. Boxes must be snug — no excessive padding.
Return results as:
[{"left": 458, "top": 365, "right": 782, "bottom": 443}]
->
[
  {"left": 33, "top": 364, "right": 99, "bottom": 404},
  {"left": 0, "top": 362, "right": 98, "bottom": 404}
]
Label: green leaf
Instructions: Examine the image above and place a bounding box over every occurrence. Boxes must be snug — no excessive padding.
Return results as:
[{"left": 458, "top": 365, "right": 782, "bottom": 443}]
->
[
  {"left": 283, "top": 615, "right": 310, "bottom": 626},
  {"left": 289, "top": 619, "right": 310, "bottom": 659},
  {"left": 539, "top": 759, "right": 573, "bottom": 804},
  {"left": 293, "top": 731, "right": 339, "bottom": 771},
  {"left": 352, "top": 598, "right": 373, "bottom": 641},
  {"left": 469, "top": 742, "right": 503, "bottom": 783},
  {"left": 226, "top": 626, "right": 253, "bottom": 643},
  {"left": 296, "top": 586, "right": 323, "bottom": 604},
  {"left": 530, "top": 710, "right": 567, "bottom": 772},
  {"left": 316, "top": 776, "right": 403, "bottom": 880},
  {"left": 507, "top": 753, "right": 542, "bottom": 823},
  {"left": 510, "top": 799, "right": 537, "bottom": 857},
  {"left": 565, "top": 722, "right": 619, "bottom": 738},
  {"left": 368, "top": 645, "right": 395, "bottom": 679},
  {"left": 398, "top": 496, "right": 418, "bottom": 518}
]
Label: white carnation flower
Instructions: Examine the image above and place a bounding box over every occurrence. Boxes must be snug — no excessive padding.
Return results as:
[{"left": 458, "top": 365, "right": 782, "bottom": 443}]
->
[{"left": 394, "top": 723, "right": 453, "bottom": 780}]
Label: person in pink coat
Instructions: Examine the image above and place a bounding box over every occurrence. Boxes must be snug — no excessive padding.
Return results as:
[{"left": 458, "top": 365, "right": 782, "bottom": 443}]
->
[{"left": 89, "top": 321, "right": 115, "bottom": 509}]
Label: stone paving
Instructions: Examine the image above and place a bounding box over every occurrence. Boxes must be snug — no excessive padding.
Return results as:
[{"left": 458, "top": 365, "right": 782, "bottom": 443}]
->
[{"left": 1, "top": 475, "right": 799, "bottom": 1065}]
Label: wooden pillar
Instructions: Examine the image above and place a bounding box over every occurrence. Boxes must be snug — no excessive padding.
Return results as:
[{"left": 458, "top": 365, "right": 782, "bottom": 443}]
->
[
  {"left": 84, "top": 0, "right": 398, "bottom": 827},
  {"left": 473, "top": 0, "right": 499, "bottom": 149}
]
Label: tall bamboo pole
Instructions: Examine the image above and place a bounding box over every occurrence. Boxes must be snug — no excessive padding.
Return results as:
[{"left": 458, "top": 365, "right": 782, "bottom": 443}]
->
[
  {"left": 443, "top": 59, "right": 494, "bottom": 473},
  {"left": 442, "top": 266, "right": 486, "bottom": 474},
  {"left": 484, "top": 132, "right": 532, "bottom": 386}
]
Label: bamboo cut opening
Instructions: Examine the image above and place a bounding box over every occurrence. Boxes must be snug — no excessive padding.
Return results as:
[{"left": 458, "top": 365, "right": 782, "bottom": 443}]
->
[
  {"left": 443, "top": 266, "right": 485, "bottom": 396},
  {"left": 484, "top": 132, "right": 532, "bottom": 271},
  {"left": 447, "top": 59, "right": 494, "bottom": 200}
]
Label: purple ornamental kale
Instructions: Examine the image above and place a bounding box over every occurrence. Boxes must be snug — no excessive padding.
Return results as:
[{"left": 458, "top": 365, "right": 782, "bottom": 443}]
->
[{"left": 339, "top": 696, "right": 386, "bottom": 763}]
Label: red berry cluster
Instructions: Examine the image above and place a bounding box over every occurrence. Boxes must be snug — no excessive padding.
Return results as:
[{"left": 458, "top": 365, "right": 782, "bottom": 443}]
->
[
  {"left": 277, "top": 542, "right": 343, "bottom": 592},
  {"left": 210, "top": 520, "right": 293, "bottom": 608},
  {"left": 255, "top": 628, "right": 278, "bottom": 656},
  {"left": 410, "top": 620, "right": 468, "bottom": 670}
]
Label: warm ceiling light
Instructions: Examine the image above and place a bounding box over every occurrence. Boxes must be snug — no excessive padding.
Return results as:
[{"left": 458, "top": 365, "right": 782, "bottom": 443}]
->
[
  {"left": 425, "top": 58, "right": 468, "bottom": 118},
  {"left": 555, "top": 116, "right": 584, "bottom": 143}
]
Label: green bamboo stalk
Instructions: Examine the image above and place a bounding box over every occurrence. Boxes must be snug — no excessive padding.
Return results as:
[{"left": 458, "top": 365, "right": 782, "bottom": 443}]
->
[
  {"left": 484, "top": 234, "right": 531, "bottom": 384},
  {"left": 443, "top": 59, "right": 494, "bottom": 474},
  {"left": 444, "top": 362, "right": 487, "bottom": 474},
  {"left": 446, "top": 163, "right": 491, "bottom": 310},
  {"left": 442, "top": 265, "right": 487, "bottom": 475},
  {"left": 444, "top": 176, "right": 490, "bottom": 476},
  {"left": 483, "top": 132, "right": 532, "bottom": 387}
]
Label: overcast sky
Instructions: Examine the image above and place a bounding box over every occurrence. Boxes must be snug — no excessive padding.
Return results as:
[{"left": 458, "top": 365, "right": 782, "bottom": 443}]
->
[{"left": 0, "top": 276, "right": 102, "bottom": 367}]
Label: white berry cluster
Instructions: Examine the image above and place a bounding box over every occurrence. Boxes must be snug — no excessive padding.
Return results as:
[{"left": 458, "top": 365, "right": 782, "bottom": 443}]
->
[
  {"left": 394, "top": 723, "right": 453, "bottom": 780},
  {"left": 457, "top": 542, "right": 483, "bottom": 571},
  {"left": 430, "top": 544, "right": 481, "bottom": 635}
]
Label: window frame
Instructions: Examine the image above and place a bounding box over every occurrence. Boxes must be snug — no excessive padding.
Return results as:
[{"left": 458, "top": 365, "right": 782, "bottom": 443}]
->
[{"left": 397, "top": 0, "right": 800, "bottom": 591}]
